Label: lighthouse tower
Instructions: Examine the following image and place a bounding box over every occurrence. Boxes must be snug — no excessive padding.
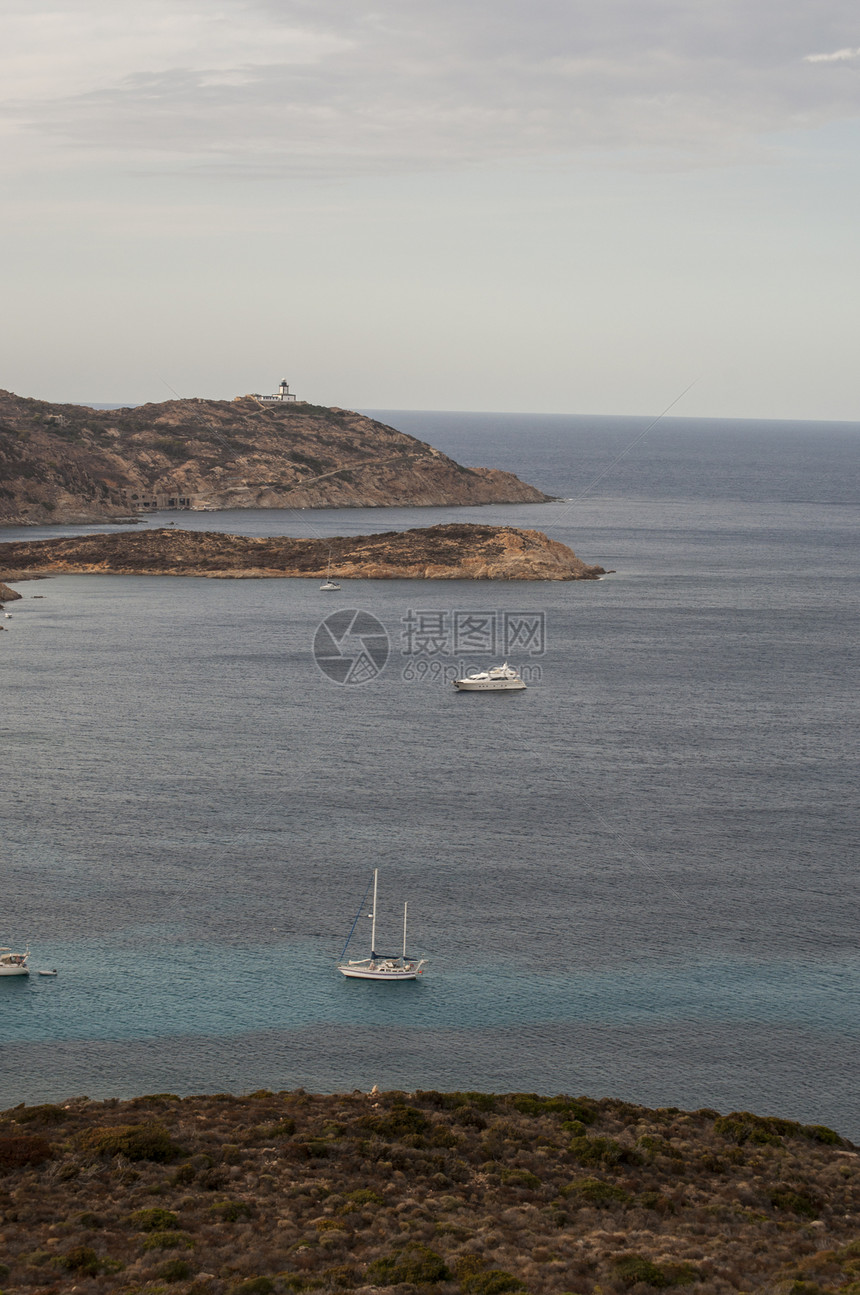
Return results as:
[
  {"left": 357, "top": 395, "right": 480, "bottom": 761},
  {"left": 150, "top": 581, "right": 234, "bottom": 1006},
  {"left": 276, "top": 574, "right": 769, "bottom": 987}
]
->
[{"left": 257, "top": 378, "right": 297, "bottom": 403}]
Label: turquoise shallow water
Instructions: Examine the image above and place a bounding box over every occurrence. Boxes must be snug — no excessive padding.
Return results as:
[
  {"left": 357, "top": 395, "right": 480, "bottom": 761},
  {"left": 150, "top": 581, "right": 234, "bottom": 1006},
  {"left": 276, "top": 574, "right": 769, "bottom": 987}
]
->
[{"left": 1, "top": 415, "right": 858, "bottom": 1136}]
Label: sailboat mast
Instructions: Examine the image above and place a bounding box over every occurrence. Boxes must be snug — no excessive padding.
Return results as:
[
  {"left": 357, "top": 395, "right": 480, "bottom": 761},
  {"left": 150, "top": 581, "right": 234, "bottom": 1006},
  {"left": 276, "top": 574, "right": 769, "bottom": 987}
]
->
[
  {"left": 402, "top": 901, "right": 408, "bottom": 959},
  {"left": 370, "top": 869, "right": 378, "bottom": 956}
]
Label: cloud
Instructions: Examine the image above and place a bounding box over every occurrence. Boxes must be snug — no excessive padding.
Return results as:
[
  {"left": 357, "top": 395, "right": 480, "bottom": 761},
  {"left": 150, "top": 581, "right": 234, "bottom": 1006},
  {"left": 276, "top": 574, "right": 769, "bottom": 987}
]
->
[
  {"left": 804, "top": 46, "right": 860, "bottom": 62},
  {"left": 3, "top": 0, "right": 860, "bottom": 178}
]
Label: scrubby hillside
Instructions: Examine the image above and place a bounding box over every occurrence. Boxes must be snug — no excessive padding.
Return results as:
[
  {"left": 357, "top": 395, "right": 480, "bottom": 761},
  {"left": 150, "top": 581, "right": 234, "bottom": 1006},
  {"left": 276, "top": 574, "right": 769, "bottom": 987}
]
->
[
  {"left": 0, "top": 1089, "right": 857, "bottom": 1295},
  {"left": 0, "top": 391, "right": 550, "bottom": 525}
]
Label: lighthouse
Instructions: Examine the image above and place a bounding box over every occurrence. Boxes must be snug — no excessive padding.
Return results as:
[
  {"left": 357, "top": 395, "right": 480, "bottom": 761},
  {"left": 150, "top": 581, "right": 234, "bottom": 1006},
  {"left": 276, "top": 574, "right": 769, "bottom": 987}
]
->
[{"left": 256, "top": 378, "right": 297, "bottom": 403}]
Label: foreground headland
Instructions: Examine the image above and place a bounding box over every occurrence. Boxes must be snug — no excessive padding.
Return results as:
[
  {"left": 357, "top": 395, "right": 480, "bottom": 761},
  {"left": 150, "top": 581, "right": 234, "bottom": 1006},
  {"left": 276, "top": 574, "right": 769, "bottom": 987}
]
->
[
  {"left": 0, "top": 1089, "right": 855, "bottom": 1294},
  {"left": 0, "top": 523, "right": 605, "bottom": 581},
  {"left": 0, "top": 389, "right": 551, "bottom": 525}
]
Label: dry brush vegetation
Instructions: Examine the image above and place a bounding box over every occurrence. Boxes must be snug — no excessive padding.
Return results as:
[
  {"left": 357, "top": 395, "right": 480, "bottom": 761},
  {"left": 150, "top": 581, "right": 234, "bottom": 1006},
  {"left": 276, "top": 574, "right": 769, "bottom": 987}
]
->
[{"left": 0, "top": 1089, "right": 857, "bottom": 1295}]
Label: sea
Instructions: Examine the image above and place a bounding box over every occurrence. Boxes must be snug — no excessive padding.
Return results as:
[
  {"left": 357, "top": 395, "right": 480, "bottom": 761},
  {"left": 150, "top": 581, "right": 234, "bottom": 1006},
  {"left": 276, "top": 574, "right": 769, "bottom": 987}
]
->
[{"left": 1, "top": 412, "right": 858, "bottom": 1139}]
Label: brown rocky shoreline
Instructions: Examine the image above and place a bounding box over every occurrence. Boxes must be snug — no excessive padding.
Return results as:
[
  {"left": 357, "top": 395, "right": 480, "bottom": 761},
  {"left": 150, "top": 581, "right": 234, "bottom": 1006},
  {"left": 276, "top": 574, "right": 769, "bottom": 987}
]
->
[{"left": 0, "top": 524, "right": 605, "bottom": 583}]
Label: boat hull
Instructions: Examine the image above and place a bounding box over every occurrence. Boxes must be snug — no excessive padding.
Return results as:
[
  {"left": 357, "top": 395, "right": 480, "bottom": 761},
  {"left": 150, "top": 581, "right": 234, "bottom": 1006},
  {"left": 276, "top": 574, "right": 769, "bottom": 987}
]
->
[
  {"left": 453, "top": 678, "right": 526, "bottom": 691},
  {"left": 339, "top": 966, "right": 421, "bottom": 980},
  {"left": 0, "top": 965, "right": 29, "bottom": 976}
]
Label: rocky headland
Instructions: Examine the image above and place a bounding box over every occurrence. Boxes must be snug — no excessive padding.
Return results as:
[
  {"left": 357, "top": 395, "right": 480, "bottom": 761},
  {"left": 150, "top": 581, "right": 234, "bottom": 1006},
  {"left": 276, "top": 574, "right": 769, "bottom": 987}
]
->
[
  {"left": 0, "top": 390, "right": 550, "bottom": 526},
  {"left": 0, "top": 1088, "right": 856, "bottom": 1295},
  {"left": 0, "top": 524, "right": 604, "bottom": 582}
]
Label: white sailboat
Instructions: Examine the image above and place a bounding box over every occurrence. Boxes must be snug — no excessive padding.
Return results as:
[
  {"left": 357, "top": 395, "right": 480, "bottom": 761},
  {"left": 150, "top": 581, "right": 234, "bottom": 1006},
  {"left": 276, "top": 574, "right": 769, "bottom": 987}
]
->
[
  {"left": 338, "top": 869, "right": 426, "bottom": 980},
  {"left": 320, "top": 551, "right": 340, "bottom": 591}
]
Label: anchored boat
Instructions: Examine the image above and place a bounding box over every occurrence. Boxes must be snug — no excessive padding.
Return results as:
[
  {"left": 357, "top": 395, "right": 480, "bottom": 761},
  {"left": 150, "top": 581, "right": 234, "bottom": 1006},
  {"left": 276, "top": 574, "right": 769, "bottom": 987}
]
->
[
  {"left": 453, "top": 662, "right": 527, "bottom": 692},
  {"left": 338, "top": 869, "right": 426, "bottom": 980},
  {"left": 0, "top": 947, "right": 29, "bottom": 976}
]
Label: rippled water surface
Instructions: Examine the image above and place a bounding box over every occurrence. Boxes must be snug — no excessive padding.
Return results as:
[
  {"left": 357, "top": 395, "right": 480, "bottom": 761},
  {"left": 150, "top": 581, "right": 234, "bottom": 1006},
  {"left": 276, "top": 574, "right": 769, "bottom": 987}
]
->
[{"left": 2, "top": 414, "right": 858, "bottom": 1137}]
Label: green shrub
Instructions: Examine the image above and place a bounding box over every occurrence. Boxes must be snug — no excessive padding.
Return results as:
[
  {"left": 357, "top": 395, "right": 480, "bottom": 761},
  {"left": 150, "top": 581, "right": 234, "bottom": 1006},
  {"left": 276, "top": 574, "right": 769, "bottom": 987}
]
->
[
  {"left": 453, "top": 1105, "right": 488, "bottom": 1130},
  {"left": 714, "top": 1111, "right": 803, "bottom": 1146},
  {"left": 257, "top": 1117, "right": 296, "bottom": 1139},
  {"left": 569, "top": 1135, "right": 634, "bottom": 1167},
  {"left": 319, "top": 1266, "right": 359, "bottom": 1288},
  {"left": 60, "top": 1246, "right": 101, "bottom": 1276},
  {"left": 663, "top": 1264, "right": 699, "bottom": 1287},
  {"left": 235, "top": 1279, "right": 274, "bottom": 1295},
  {"left": 77, "top": 1211, "right": 105, "bottom": 1228},
  {"left": 500, "top": 1168, "right": 541, "bottom": 1189},
  {"left": 0, "top": 1134, "right": 53, "bottom": 1169},
  {"left": 365, "top": 1244, "right": 451, "bottom": 1284},
  {"left": 508, "top": 1094, "right": 595, "bottom": 1123},
  {"left": 142, "top": 1231, "right": 195, "bottom": 1251},
  {"left": 159, "top": 1258, "right": 195, "bottom": 1283},
  {"left": 770, "top": 1189, "right": 819, "bottom": 1218},
  {"left": 293, "top": 1139, "right": 331, "bottom": 1159},
  {"left": 340, "top": 1187, "right": 384, "bottom": 1211},
  {"left": 636, "top": 1191, "right": 674, "bottom": 1213},
  {"left": 17, "top": 1104, "right": 68, "bottom": 1125},
  {"left": 638, "top": 1135, "right": 682, "bottom": 1160},
  {"left": 802, "top": 1124, "right": 842, "bottom": 1145},
  {"left": 429, "top": 1124, "right": 459, "bottom": 1148},
  {"left": 613, "top": 1254, "right": 670, "bottom": 1288},
  {"left": 83, "top": 1122, "right": 183, "bottom": 1162},
  {"left": 211, "top": 1199, "right": 253, "bottom": 1221},
  {"left": 462, "top": 1271, "right": 526, "bottom": 1295},
  {"left": 456, "top": 1255, "right": 487, "bottom": 1280},
  {"left": 561, "top": 1177, "right": 630, "bottom": 1207},
  {"left": 363, "top": 1105, "right": 430, "bottom": 1138},
  {"left": 130, "top": 1207, "right": 179, "bottom": 1231}
]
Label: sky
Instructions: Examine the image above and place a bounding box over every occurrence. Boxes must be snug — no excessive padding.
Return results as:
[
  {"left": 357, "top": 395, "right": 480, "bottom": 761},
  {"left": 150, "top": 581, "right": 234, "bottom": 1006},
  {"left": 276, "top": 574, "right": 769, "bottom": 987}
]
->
[{"left": 2, "top": 0, "right": 860, "bottom": 418}]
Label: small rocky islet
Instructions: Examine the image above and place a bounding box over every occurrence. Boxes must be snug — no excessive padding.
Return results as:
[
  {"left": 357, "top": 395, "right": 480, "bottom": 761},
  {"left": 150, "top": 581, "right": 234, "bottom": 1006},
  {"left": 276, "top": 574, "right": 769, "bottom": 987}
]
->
[
  {"left": 0, "top": 1088, "right": 856, "bottom": 1295},
  {"left": 0, "top": 523, "right": 605, "bottom": 583}
]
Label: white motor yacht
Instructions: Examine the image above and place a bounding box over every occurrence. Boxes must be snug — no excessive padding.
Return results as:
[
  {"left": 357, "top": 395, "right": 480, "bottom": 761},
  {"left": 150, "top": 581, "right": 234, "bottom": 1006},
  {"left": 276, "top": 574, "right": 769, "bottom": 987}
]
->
[{"left": 453, "top": 662, "right": 527, "bottom": 692}]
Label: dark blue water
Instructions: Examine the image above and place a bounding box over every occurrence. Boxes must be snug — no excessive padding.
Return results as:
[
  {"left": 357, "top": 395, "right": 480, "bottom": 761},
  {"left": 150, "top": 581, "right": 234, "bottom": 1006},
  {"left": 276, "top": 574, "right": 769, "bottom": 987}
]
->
[{"left": 1, "top": 414, "right": 858, "bottom": 1137}]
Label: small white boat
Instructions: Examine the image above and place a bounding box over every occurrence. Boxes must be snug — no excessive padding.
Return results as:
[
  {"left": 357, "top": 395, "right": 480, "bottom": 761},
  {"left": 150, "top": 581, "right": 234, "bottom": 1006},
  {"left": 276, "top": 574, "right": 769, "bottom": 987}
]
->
[
  {"left": 38, "top": 969, "right": 58, "bottom": 977},
  {"left": 0, "top": 947, "right": 30, "bottom": 976},
  {"left": 320, "top": 554, "right": 340, "bottom": 591},
  {"left": 453, "top": 662, "right": 527, "bottom": 692},
  {"left": 338, "top": 869, "right": 426, "bottom": 981}
]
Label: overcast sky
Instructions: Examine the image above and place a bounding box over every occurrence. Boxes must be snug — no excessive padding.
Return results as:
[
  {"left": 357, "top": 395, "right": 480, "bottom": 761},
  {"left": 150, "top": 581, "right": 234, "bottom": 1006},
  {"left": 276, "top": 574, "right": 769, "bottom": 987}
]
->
[{"left": 3, "top": 0, "right": 860, "bottom": 417}]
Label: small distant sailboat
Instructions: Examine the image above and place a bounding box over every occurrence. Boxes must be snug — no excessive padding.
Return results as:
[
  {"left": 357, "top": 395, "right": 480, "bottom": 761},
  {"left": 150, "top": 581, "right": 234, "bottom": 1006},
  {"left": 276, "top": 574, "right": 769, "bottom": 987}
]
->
[
  {"left": 320, "top": 551, "right": 340, "bottom": 591},
  {"left": 338, "top": 869, "right": 426, "bottom": 980}
]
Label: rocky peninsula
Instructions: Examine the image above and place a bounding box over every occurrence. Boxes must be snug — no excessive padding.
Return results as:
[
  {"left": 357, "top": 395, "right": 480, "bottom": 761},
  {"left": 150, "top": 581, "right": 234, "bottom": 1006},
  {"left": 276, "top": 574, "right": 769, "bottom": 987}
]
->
[
  {"left": 0, "top": 1088, "right": 856, "bottom": 1295},
  {"left": 0, "top": 390, "right": 550, "bottom": 526},
  {"left": 0, "top": 524, "right": 604, "bottom": 582}
]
